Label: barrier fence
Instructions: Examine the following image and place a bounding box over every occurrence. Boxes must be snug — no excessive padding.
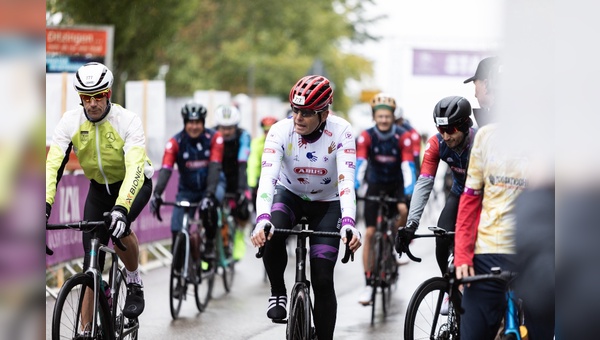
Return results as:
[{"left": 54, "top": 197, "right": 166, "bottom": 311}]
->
[{"left": 46, "top": 170, "right": 179, "bottom": 297}]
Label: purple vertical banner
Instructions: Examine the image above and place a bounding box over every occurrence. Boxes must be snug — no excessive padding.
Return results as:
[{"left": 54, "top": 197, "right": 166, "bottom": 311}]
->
[
  {"left": 413, "top": 49, "right": 492, "bottom": 77},
  {"left": 46, "top": 170, "right": 179, "bottom": 267}
]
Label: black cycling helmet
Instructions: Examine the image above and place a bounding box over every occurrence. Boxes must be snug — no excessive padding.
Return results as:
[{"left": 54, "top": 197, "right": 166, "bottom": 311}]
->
[
  {"left": 181, "top": 102, "right": 207, "bottom": 123},
  {"left": 433, "top": 96, "right": 472, "bottom": 131}
]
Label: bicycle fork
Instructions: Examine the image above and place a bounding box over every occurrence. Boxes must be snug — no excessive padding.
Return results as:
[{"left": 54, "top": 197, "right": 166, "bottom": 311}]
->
[{"left": 504, "top": 290, "right": 528, "bottom": 340}]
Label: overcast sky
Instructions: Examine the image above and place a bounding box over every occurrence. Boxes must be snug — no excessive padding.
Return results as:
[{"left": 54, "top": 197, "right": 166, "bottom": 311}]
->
[{"left": 345, "top": 0, "right": 506, "bottom": 134}]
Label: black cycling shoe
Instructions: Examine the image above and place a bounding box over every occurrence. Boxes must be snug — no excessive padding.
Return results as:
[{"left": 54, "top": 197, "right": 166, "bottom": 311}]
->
[
  {"left": 123, "top": 283, "right": 145, "bottom": 318},
  {"left": 73, "top": 331, "right": 92, "bottom": 340},
  {"left": 172, "top": 284, "right": 187, "bottom": 300},
  {"left": 267, "top": 295, "right": 287, "bottom": 320}
]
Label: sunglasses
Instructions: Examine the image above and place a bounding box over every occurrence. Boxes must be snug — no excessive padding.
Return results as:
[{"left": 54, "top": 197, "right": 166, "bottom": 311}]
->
[
  {"left": 79, "top": 89, "right": 110, "bottom": 103},
  {"left": 436, "top": 125, "right": 459, "bottom": 135},
  {"left": 291, "top": 106, "right": 326, "bottom": 118}
]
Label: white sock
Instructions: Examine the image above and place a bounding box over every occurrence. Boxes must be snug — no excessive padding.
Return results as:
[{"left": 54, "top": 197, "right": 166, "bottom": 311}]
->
[{"left": 126, "top": 269, "right": 143, "bottom": 287}]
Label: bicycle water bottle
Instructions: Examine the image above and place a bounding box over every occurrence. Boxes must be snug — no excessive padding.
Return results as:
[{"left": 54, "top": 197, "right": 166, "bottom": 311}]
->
[{"left": 102, "top": 280, "right": 112, "bottom": 308}]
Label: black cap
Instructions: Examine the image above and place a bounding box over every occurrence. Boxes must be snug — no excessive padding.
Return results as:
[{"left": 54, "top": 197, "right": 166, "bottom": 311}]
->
[{"left": 463, "top": 57, "right": 498, "bottom": 84}]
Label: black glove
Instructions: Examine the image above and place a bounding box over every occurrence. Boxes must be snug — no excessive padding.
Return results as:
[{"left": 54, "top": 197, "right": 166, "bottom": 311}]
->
[
  {"left": 200, "top": 192, "right": 216, "bottom": 211},
  {"left": 149, "top": 194, "right": 162, "bottom": 218},
  {"left": 106, "top": 205, "right": 129, "bottom": 239},
  {"left": 395, "top": 221, "right": 418, "bottom": 255},
  {"left": 235, "top": 190, "right": 250, "bottom": 220},
  {"left": 46, "top": 202, "right": 52, "bottom": 223}
]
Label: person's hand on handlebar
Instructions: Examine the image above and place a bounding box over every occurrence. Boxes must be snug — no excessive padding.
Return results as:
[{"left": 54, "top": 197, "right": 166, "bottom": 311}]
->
[
  {"left": 108, "top": 206, "right": 129, "bottom": 238},
  {"left": 149, "top": 193, "right": 163, "bottom": 219},
  {"left": 340, "top": 224, "right": 361, "bottom": 252},
  {"left": 251, "top": 219, "right": 274, "bottom": 247},
  {"left": 395, "top": 220, "right": 418, "bottom": 255}
]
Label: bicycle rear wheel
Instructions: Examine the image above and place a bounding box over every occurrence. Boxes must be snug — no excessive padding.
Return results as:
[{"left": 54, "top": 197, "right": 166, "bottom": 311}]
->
[
  {"left": 404, "top": 277, "right": 460, "bottom": 340},
  {"left": 113, "top": 268, "right": 139, "bottom": 340},
  {"left": 287, "top": 285, "right": 311, "bottom": 340},
  {"left": 52, "top": 273, "right": 114, "bottom": 340},
  {"left": 170, "top": 233, "right": 186, "bottom": 320}
]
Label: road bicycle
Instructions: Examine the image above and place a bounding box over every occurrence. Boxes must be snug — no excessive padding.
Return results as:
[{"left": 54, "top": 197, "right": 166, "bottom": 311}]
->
[
  {"left": 449, "top": 266, "right": 528, "bottom": 340},
  {"left": 217, "top": 193, "right": 240, "bottom": 292},
  {"left": 47, "top": 217, "right": 139, "bottom": 340},
  {"left": 155, "top": 200, "right": 215, "bottom": 319},
  {"left": 256, "top": 218, "right": 354, "bottom": 340},
  {"left": 358, "top": 194, "right": 400, "bottom": 325},
  {"left": 401, "top": 226, "right": 459, "bottom": 340},
  {"left": 401, "top": 227, "right": 528, "bottom": 340}
]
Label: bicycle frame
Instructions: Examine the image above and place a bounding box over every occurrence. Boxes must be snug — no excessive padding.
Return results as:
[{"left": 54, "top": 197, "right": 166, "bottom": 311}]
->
[
  {"left": 47, "top": 219, "right": 129, "bottom": 339},
  {"left": 450, "top": 267, "right": 526, "bottom": 340},
  {"left": 359, "top": 194, "right": 400, "bottom": 325},
  {"left": 256, "top": 220, "right": 353, "bottom": 339}
]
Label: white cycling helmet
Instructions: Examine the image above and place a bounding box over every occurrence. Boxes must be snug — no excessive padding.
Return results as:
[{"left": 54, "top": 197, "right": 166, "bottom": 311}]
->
[
  {"left": 73, "top": 62, "right": 113, "bottom": 94},
  {"left": 394, "top": 107, "right": 404, "bottom": 120},
  {"left": 215, "top": 105, "right": 241, "bottom": 127}
]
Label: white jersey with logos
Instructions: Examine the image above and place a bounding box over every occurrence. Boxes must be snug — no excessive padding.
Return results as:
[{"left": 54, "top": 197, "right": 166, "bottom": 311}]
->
[{"left": 255, "top": 115, "right": 357, "bottom": 226}]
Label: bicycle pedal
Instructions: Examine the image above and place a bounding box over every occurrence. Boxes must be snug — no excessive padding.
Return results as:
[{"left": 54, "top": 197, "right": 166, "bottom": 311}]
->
[{"left": 271, "top": 318, "right": 287, "bottom": 324}]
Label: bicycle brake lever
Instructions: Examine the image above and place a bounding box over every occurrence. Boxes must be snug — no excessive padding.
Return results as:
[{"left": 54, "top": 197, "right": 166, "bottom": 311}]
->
[
  {"left": 112, "top": 236, "right": 128, "bottom": 251},
  {"left": 341, "top": 229, "right": 354, "bottom": 263},
  {"left": 255, "top": 224, "right": 272, "bottom": 258},
  {"left": 404, "top": 246, "right": 422, "bottom": 263},
  {"left": 156, "top": 205, "right": 163, "bottom": 222}
]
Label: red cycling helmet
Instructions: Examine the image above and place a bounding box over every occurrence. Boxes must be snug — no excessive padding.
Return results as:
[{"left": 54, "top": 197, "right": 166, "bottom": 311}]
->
[
  {"left": 289, "top": 75, "right": 333, "bottom": 111},
  {"left": 260, "top": 116, "right": 278, "bottom": 128}
]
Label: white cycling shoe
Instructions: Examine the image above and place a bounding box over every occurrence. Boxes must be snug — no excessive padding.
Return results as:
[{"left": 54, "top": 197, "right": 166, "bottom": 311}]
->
[{"left": 358, "top": 285, "right": 374, "bottom": 305}]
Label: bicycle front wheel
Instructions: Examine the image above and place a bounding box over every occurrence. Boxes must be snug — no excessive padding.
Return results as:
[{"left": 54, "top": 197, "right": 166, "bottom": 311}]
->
[
  {"left": 193, "top": 258, "right": 214, "bottom": 312},
  {"left": 170, "top": 233, "right": 186, "bottom": 319},
  {"left": 381, "top": 233, "right": 398, "bottom": 316},
  {"left": 52, "top": 273, "right": 114, "bottom": 340},
  {"left": 404, "top": 277, "right": 460, "bottom": 340},
  {"left": 113, "top": 268, "right": 139, "bottom": 340},
  {"left": 218, "top": 221, "right": 236, "bottom": 293},
  {"left": 370, "top": 234, "right": 382, "bottom": 326},
  {"left": 287, "top": 285, "right": 311, "bottom": 340}
]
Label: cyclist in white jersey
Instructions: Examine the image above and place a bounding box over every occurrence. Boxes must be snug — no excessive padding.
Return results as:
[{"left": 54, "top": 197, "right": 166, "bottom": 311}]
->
[{"left": 250, "top": 75, "right": 361, "bottom": 340}]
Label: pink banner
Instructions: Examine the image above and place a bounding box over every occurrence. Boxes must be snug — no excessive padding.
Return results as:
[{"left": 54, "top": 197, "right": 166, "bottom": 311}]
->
[{"left": 46, "top": 171, "right": 179, "bottom": 267}]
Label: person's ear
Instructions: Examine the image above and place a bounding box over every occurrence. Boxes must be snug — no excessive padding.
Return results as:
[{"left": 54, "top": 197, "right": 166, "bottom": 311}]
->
[{"left": 107, "top": 89, "right": 112, "bottom": 100}]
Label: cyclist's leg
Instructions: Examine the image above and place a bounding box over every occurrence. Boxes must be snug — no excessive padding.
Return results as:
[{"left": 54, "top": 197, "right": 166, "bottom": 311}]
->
[
  {"left": 460, "top": 254, "right": 515, "bottom": 340},
  {"left": 81, "top": 181, "right": 114, "bottom": 328},
  {"left": 263, "top": 186, "right": 298, "bottom": 317},
  {"left": 308, "top": 200, "right": 341, "bottom": 340},
  {"left": 117, "top": 176, "right": 151, "bottom": 273},
  {"left": 361, "top": 184, "right": 381, "bottom": 288},
  {"left": 436, "top": 192, "right": 459, "bottom": 274}
]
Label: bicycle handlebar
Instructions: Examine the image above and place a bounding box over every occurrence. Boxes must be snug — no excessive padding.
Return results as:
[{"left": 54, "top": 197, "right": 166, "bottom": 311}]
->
[
  {"left": 400, "top": 226, "right": 455, "bottom": 263},
  {"left": 255, "top": 224, "right": 354, "bottom": 263},
  {"left": 357, "top": 195, "right": 399, "bottom": 204},
  {"left": 447, "top": 265, "right": 517, "bottom": 313},
  {"left": 156, "top": 200, "right": 202, "bottom": 222},
  {"left": 46, "top": 218, "right": 127, "bottom": 253}
]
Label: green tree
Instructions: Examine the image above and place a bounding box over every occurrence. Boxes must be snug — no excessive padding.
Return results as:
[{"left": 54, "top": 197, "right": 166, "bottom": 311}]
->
[{"left": 47, "top": 0, "right": 380, "bottom": 114}]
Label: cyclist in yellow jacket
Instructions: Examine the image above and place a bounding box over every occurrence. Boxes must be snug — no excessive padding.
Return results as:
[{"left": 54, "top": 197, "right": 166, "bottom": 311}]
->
[
  {"left": 46, "top": 62, "right": 152, "bottom": 322},
  {"left": 247, "top": 116, "right": 278, "bottom": 211}
]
